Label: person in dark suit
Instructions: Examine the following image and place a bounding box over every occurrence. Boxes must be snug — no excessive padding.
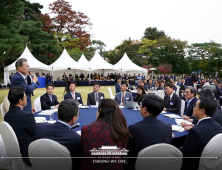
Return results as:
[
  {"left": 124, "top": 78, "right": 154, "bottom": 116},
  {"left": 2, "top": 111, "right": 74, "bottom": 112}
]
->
[
  {"left": 182, "top": 74, "right": 186, "bottom": 79},
  {"left": 139, "top": 81, "right": 148, "bottom": 91},
  {"left": 40, "top": 84, "right": 59, "bottom": 110},
  {"left": 115, "top": 78, "right": 121, "bottom": 93},
  {"left": 35, "top": 99, "right": 81, "bottom": 170},
  {"left": 10, "top": 58, "right": 38, "bottom": 113},
  {"left": 127, "top": 95, "right": 172, "bottom": 170},
  {"left": 134, "top": 85, "right": 146, "bottom": 105},
  {"left": 64, "top": 81, "right": 83, "bottom": 104},
  {"left": 87, "top": 82, "right": 105, "bottom": 105},
  {"left": 214, "top": 73, "right": 219, "bottom": 79},
  {"left": 141, "top": 73, "right": 146, "bottom": 80},
  {"left": 28, "top": 71, "right": 34, "bottom": 96},
  {"left": 115, "top": 82, "right": 133, "bottom": 106},
  {"left": 180, "top": 98, "right": 222, "bottom": 170},
  {"left": 171, "top": 74, "right": 176, "bottom": 81},
  {"left": 81, "top": 99, "right": 130, "bottom": 170},
  {"left": 4, "top": 86, "right": 36, "bottom": 166},
  {"left": 147, "top": 79, "right": 154, "bottom": 90},
  {"left": 185, "top": 74, "right": 194, "bottom": 87},
  {"left": 154, "top": 80, "right": 162, "bottom": 90},
  {"left": 183, "top": 86, "right": 198, "bottom": 117},
  {"left": 9, "top": 73, "right": 14, "bottom": 84},
  {"left": 215, "top": 80, "right": 222, "bottom": 105},
  {"left": 126, "top": 80, "right": 133, "bottom": 91},
  {"left": 163, "top": 82, "right": 181, "bottom": 114},
  {"left": 177, "top": 78, "right": 182, "bottom": 87}
]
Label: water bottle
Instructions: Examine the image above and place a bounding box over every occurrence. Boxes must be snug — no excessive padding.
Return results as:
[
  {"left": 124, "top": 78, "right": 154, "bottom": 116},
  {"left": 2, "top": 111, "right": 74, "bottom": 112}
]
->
[{"left": 50, "top": 112, "right": 54, "bottom": 121}]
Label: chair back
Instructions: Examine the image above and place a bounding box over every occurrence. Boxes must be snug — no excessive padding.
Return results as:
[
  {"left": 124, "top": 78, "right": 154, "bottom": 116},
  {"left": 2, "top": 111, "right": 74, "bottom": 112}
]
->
[
  {"left": 0, "top": 134, "right": 10, "bottom": 169},
  {"left": 136, "top": 143, "right": 182, "bottom": 170},
  {"left": 1, "top": 103, "right": 6, "bottom": 118},
  {"left": 194, "top": 83, "right": 197, "bottom": 90},
  {"left": 199, "top": 133, "right": 222, "bottom": 170},
  {"left": 34, "top": 97, "right": 41, "bottom": 112},
  {"left": 176, "top": 85, "right": 180, "bottom": 95},
  {"left": 180, "top": 100, "right": 185, "bottom": 116},
  {"left": 0, "top": 121, "right": 24, "bottom": 164},
  {"left": 155, "top": 90, "right": 164, "bottom": 99},
  {"left": 29, "top": 139, "right": 72, "bottom": 170},
  {"left": 108, "top": 87, "right": 115, "bottom": 99}
]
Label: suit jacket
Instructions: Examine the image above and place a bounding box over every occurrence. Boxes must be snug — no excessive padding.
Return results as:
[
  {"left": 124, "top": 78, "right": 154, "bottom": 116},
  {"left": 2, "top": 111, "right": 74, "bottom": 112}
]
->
[
  {"left": 156, "top": 86, "right": 163, "bottom": 91},
  {"left": 27, "top": 75, "right": 31, "bottom": 85},
  {"left": 81, "top": 121, "right": 126, "bottom": 170},
  {"left": 114, "top": 91, "right": 133, "bottom": 106},
  {"left": 87, "top": 92, "right": 105, "bottom": 105},
  {"left": 127, "top": 116, "right": 172, "bottom": 170},
  {"left": 180, "top": 118, "right": 222, "bottom": 170},
  {"left": 185, "top": 76, "right": 194, "bottom": 87},
  {"left": 141, "top": 75, "right": 146, "bottom": 80},
  {"left": 215, "top": 86, "right": 221, "bottom": 100},
  {"left": 4, "top": 106, "right": 36, "bottom": 166},
  {"left": 64, "top": 91, "right": 83, "bottom": 104},
  {"left": 184, "top": 97, "right": 198, "bottom": 117},
  {"left": 143, "top": 85, "right": 148, "bottom": 91},
  {"left": 173, "top": 85, "right": 177, "bottom": 92},
  {"left": 35, "top": 121, "right": 81, "bottom": 170},
  {"left": 164, "top": 93, "right": 181, "bottom": 114},
  {"left": 171, "top": 75, "right": 176, "bottom": 81},
  {"left": 115, "top": 83, "right": 121, "bottom": 93},
  {"left": 40, "top": 93, "right": 59, "bottom": 110},
  {"left": 10, "top": 72, "right": 37, "bottom": 113},
  {"left": 147, "top": 84, "right": 154, "bottom": 90}
]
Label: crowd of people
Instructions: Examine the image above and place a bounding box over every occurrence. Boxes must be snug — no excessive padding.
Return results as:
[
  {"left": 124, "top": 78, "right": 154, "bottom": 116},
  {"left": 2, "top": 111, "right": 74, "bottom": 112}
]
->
[{"left": 2, "top": 58, "right": 222, "bottom": 170}]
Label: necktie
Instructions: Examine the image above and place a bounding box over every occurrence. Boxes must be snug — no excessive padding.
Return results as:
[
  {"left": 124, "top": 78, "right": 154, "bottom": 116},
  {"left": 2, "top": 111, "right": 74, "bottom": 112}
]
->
[
  {"left": 96, "top": 93, "right": 99, "bottom": 102},
  {"left": 122, "top": 93, "right": 125, "bottom": 106},
  {"left": 25, "top": 78, "right": 27, "bottom": 84},
  {"left": 49, "top": 96, "right": 53, "bottom": 103},
  {"left": 187, "top": 100, "right": 190, "bottom": 109}
]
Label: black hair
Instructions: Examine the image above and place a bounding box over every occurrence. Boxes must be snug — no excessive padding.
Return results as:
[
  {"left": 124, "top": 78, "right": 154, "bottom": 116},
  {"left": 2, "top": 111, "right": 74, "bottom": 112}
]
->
[
  {"left": 8, "top": 86, "right": 25, "bottom": 105},
  {"left": 15, "top": 58, "right": 27, "bottom": 70},
  {"left": 217, "top": 80, "right": 221, "bottom": 84},
  {"left": 93, "top": 82, "right": 100, "bottom": 87},
  {"left": 46, "top": 84, "right": 54, "bottom": 89},
  {"left": 142, "top": 95, "right": 164, "bottom": 116},
  {"left": 165, "top": 82, "right": 173, "bottom": 88},
  {"left": 121, "top": 82, "right": 127, "bottom": 86},
  {"left": 69, "top": 81, "right": 77, "bottom": 86},
  {"left": 58, "top": 99, "right": 79, "bottom": 122},
  {"left": 199, "top": 97, "right": 216, "bottom": 117}
]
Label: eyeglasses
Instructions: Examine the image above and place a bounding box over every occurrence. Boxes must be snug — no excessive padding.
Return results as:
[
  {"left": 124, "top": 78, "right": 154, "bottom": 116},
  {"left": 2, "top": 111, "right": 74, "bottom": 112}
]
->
[{"left": 22, "top": 97, "right": 27, "bottom": 100}]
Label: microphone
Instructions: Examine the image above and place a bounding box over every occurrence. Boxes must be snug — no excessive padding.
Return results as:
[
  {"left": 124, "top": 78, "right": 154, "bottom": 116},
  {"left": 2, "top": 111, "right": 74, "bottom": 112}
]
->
[
  {"left": 31, "top": 73, "right": 40, "bottom": 85},
  {"left": 71, "top": 123, "right": 80, "bottom": 129}
]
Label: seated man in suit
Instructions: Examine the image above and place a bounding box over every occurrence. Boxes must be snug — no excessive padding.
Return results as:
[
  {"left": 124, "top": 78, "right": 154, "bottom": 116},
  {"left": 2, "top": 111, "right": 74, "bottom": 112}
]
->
[
  {"left": 40, "top": 84, "right": 59, "bottom": 110},
  {"left": 171, "top": 80, "right": 177, "bottom": 92},
  {"left": 180, "top": 97, "right": 222, "bottom": 170},
  {"left": 64, "top": 81, "right": 83, "bottom": 104},
  {"left": 35, "top": 99, "right": 82, "bottom": 170},
  {"left": 184, "top": 86, "right": 198, "bottom": 117},
  {"left": 4, "top": 86, "right": 36, "bottom": 166},
  {"left": 163, "top": 82, "right": 181, "bottom": 114},
  {"left": 215, "top": 80, "right": 222, "bottom": 105},
  {"left": 87, "top": 82, "right": 105, "bottom": 105},
  {"left": 126, "top": 80, "right": 133, "bottom": 91},
  {"left": 57, "top": 77, "right": 61, "bottom": 81},
  {"left": 177, "top": 78, "right": 182, "bottom": 86},
  {"left": 127, "top": 95, "right": 172, "bottom": 170},
  {"left": 115, "top": 78, "right": 121, "bottom": 93},
  {"left": 147, "top": 79, "right": 154, "bottom": 90},
  {"left": 114, "top": 82, "right": 133, "bottom": 106}
]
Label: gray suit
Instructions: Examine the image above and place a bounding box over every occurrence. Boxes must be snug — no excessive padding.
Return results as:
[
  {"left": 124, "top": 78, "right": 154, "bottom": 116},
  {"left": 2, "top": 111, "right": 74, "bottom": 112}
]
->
[
  {"left": 87, "top": 92, "right": 105, "bottom": 105},
  {"left": 114, "top": 91, "right": 133, "bottom": 105}
]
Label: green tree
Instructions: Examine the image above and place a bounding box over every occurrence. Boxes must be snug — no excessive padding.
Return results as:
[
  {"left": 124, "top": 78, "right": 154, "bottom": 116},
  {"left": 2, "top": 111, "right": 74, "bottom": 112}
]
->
[
  {"left": 143, "top": 27, "right": 165, "bottom": 40},
  {"left": 0, "top": 0, "right": 27, "bottom": 69}
]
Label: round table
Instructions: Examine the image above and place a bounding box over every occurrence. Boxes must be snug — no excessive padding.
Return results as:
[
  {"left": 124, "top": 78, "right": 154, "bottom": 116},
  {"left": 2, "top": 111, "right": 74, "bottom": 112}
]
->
[{"left": 34, "top": 107, "right": 188, "bottom": 147}]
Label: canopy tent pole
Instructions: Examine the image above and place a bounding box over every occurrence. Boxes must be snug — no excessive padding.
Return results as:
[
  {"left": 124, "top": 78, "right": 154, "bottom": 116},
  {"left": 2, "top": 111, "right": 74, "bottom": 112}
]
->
[
  {"left": 89, "top": 68, "right": 91, "bottom": 86},
  {"left": 52, "top": 67, "right": 53, "bottom": 78},
  {"left": 74, "top": 69, "right": 75, "bottom": 81},
  {"left": 121, "top": 68, "right": 122, "bottom": 81}
]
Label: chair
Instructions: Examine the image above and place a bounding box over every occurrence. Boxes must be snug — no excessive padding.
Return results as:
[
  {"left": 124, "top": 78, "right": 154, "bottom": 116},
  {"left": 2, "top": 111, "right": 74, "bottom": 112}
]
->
[
  {"left": 29, "top": 139, "right": 72, "bottom": 170},
  {"left": 180, "top": 100, "right": 185, "bottom": 116},
  {"left": 1, "top": 103, "right": 6, "bottom": 118},
  {"left": 34, "top": 97, "right": 41, "bottom": 112},
  {"left": 193, "top": 83, "right": 197, "bottom": 90},
  {"left": 108, "top": 87, "right": 115, "bottom": 99},
  {"left": 114, "top": 86, "right": 116, "bottom": 94},
  {"left": 0, "top": 121, "right": 32, "bottom": 170},
  {"left": 136, "top": 143, "right": 182, "bottom": 170},
  {"left": 198, "top": 133, "right": 222, "bottom": 170},
  {"left": 176, "top": 85, "right": 180, "bottom": 95},
  {"left": 0, "top": 134, "right": 10, "bottom": 169},
  {"left": 155, "top": 90, "right": 164, "bottom": 99}
]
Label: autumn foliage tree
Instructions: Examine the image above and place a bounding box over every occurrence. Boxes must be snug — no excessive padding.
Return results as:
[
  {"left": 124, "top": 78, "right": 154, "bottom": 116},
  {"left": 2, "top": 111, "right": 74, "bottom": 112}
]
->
[
  {"left": 39, "top": 0, "right": 92, "bottom": 52},
  {"left": 158, "top": 64, "right": 172, "bottom": 74}
]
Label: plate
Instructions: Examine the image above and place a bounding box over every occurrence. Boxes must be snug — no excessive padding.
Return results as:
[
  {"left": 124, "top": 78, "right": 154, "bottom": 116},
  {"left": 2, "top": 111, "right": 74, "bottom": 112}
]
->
[{"left": 35, "top": 117, "right": 46, "bottom": 123}]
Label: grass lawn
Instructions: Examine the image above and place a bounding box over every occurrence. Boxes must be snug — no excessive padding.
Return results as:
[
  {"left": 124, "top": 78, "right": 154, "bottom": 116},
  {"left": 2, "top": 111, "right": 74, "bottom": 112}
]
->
[{"left": 0, "top": 86, "right": 115, "bottom": 123}]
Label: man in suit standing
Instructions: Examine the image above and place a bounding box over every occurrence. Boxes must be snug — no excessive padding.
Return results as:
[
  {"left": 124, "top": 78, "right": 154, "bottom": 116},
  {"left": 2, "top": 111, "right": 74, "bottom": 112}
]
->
[
  {"left": 215, "top": 73, "right": 219, "bottom": 79},
  {"left": 87, "top": 82, "right": 105, "bottom": 105},
  {"left": 141, "top": 73, "right": 146, "bottom": 80},
  {"left": 182, "top": 74, "right": 186, "bottom": 79},
  {"left": 64, "top": 81, "right": 83, "bottom": 104},
  {"left": 9, "top": 73, "right": 14, "bottom": 84},
  {"left": 215, "top": 80, "right": 222, "bottom": 105},
  {"left": 185, "top": 74, "right": 194, "bottom": 87},
  {"left": 115, "top": 78, "right": 121, "bottom": 93},
  {"left": 184, "top": 86, "right": 198, "bottom": 117},
  {"left": 180, "top": 97, "right": 222, "bottom": 170},
  {"left": 114, "top": 82, "right": 133, "bottom": 106},
  {"left": 171, "top": 74, "right": 176, "bottom": 81},
  {"left": 35, "top": 99, "right": 82, "bottom": 170},
  {"left": 40, "top": 84, "right": 59, "bottom": 110},
  {"left": 62, "top": 72, "right": 67, "bottom": 81},
  {"left": 163, "top": 82, "right": 181, "bottom": 114},
  {"left": 4, "top": 87, "right": 36, "bottom": 166},
  {"left": 10, "top": 58, "right": 38, "bottom": 113},
  {"left": 127, "top": 95, "right": 172, "bottom": 170}
]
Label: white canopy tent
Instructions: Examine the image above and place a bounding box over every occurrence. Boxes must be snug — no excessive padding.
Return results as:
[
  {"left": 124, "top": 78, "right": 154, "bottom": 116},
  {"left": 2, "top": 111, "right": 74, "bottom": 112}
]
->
[
  {"left": 50, "top": 49, "right": 88, "bottom": 80},
  {"left": 77, "top": 53, "right": 89, "bottom": 65},
  {"left": 4, "top": 46, "right": 51, "bottom": 85},
  {"left": 113, "top": 53, "right": 148, "bottom": 77}
]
